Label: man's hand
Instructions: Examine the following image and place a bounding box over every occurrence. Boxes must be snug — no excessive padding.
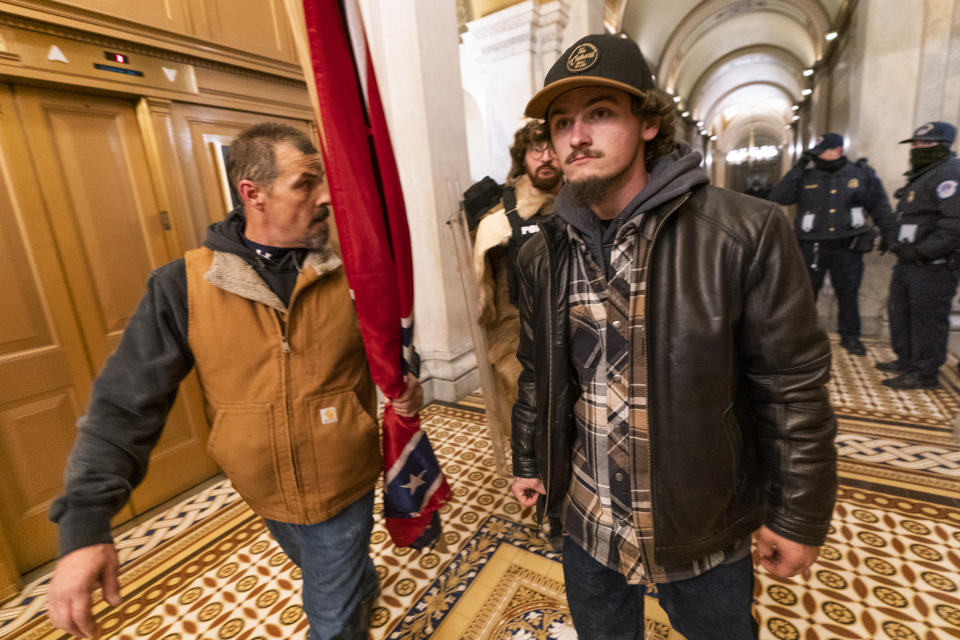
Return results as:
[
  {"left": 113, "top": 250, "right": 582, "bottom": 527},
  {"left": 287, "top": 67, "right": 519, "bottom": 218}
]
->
[
  {"left": 512, "top": 477, "right": 546, "bottom": 507},
  {"left": 892, "top": 242, "right": 923, "bottom": 263},
  {"left": 754, "top": 526, "right": 820, "bottom": 578},
  {"left": 48, "top": 544, "right": 121, "bottom": 638},
  {"left": 389, "top": 373, "right": 423, "bottom": 417}
]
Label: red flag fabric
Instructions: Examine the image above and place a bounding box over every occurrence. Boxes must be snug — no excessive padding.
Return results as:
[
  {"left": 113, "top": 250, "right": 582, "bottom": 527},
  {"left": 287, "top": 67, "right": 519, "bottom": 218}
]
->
[{"left": 301, "top": 0, "right": 451, "bottom": 548}]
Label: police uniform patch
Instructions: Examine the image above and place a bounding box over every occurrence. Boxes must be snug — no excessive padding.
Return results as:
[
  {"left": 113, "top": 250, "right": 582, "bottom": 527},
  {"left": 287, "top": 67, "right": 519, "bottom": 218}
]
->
[
  {"left": 937, "top": 180, "right": 958, "bottom": 199},
  {"left": 848, "top": 178, "right": 859, "bottom": 189},
  {"left": 566, "top": 43, "right": 599, "bottom": 72}
]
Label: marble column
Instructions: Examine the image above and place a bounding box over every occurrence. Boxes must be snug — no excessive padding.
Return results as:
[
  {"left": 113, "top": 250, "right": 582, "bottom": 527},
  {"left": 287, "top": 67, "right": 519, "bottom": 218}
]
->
[{"left": 357, "top": 0, "right": 478, "bottom": 402}]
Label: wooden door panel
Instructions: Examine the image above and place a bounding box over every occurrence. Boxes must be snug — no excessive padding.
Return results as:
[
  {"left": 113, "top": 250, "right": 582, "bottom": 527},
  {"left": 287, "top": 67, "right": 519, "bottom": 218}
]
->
[
  {"left": 49, "top": 0, "right": 192, "bottom": 37},
  {"left": 0, "top": 86, "right": 216, "bottom": 572},
  {"left": 0, "top": 84, "right": 103, "bottom": 572},
  {"left": 204, "top": 0, "right": 296, "bottom": 62},
  {"left": 24, "top": 97, "right": 168, "bottom": 358}
]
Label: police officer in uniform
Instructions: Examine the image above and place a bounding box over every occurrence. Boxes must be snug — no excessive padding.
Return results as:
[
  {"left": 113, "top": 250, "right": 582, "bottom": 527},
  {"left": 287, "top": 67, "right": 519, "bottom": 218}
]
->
[
  {"left": 877, "top": 121, "right": 960, "bottom": 389},
  {"left": 770, "top": 133, "right": 895, "bottom": 356}
]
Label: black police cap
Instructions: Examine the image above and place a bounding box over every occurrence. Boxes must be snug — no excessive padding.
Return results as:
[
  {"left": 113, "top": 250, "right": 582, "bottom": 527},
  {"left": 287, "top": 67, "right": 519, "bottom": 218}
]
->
[{"left": 899, "top": 121, "right": 957, "bottom": 145}]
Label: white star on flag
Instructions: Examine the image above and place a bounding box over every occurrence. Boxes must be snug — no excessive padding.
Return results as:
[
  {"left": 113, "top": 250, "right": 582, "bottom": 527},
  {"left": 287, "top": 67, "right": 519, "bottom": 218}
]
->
[{"left": 401, "top": 470, "right": 426, "bottom": 495}]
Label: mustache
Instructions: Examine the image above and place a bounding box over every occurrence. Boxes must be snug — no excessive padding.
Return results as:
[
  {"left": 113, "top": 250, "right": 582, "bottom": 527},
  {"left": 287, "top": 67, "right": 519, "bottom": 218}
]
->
[
  {"left": 565, "top": 148, "right": 603, "bottom": 165},
  {"left": 537, "top": 164, "right": 558, "bottom": 174},
  {"left": 311, "top": 203, "right": 331, "bottom": 224}
]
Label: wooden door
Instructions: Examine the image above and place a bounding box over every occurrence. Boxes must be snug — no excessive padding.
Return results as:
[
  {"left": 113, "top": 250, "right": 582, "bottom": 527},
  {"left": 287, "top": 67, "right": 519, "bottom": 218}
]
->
[
  {"left": 0, "top": 85, "right": 217, "bottom": 572},
  {"left": 0, "top": 85, "right": 105, "bottom": 573}
]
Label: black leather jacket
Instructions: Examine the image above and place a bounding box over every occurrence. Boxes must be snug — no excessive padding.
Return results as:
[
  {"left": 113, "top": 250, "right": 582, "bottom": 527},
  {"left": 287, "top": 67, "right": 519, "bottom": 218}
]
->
[{"left": 511, "top": 185, "right": 837, "bottom": 566}]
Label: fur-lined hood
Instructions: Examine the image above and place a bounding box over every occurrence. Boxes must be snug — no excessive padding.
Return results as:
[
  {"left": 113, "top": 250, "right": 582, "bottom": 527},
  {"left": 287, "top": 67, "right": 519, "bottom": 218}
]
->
[{"left": 473, "top": 173, "right": 556, "bottom": 324}]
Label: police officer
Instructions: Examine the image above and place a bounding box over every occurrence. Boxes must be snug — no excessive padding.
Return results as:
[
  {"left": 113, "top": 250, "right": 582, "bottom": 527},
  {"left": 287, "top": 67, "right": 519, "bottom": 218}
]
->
[
  {"left": 877, "top": 122, "right": 960, "bottom": 389},
  {"left": 770, "top": 132, "right": 894, "bottom": 355}
]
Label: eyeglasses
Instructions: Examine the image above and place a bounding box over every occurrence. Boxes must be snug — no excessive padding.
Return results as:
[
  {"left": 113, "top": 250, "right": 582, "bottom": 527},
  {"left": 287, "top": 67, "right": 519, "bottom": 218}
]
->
[{"left": 529, "top": 144, "right": 553, "bottom": 155}]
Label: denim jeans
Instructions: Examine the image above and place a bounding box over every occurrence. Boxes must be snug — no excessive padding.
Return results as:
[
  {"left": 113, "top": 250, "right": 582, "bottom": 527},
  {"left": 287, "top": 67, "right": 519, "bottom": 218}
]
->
[
  {"left": 263, "top": 491, "right": 378, "bottom": 640},
  {"left": 562, "top": 537, "right": 758, "bottom": 640}
]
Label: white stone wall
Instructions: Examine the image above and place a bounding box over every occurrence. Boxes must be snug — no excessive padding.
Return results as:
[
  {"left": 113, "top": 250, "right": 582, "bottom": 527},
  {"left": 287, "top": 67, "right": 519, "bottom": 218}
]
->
[{"left": 357, "top": 0, "right": 478, "bottom": 401}]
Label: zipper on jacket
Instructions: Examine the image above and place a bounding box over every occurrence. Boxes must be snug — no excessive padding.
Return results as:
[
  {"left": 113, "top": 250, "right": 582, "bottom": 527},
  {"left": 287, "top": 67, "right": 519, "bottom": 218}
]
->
[
  {"left": 274, "top": 310, "right": 304, "bottom": 511},
  {"left": 641, "top": 192, "right": 691, "bottom": 559}
]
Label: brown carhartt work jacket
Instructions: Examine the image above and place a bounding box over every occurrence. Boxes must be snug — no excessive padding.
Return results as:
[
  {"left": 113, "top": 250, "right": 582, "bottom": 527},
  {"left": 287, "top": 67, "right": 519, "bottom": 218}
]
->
[{"left": 185, "top": 247, "right": 380, "bottom": 524}]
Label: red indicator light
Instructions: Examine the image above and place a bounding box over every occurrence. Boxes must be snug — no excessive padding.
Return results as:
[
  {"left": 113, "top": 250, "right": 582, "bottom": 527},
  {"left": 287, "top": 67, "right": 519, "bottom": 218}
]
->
[{"left": 104, "top": 52, "right": 130, "bottom": 64}]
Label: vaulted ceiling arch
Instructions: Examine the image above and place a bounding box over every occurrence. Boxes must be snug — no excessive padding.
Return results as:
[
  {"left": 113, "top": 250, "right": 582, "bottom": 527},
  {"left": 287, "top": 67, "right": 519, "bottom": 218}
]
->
[
  {"left": 685, "top": 44, "right": 806, "bottom": 117},
  {"left": 654, "top": 0, "right": 830, "bottom": 91}
]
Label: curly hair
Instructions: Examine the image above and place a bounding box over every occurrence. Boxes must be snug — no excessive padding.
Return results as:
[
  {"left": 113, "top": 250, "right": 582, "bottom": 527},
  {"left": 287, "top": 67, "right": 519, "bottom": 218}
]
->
[
  {"left": 630, "top": 89, "right": 677, "bottom": 165},
  {"left": 507, "top": 120, "right": 551, "bottom": 182}
]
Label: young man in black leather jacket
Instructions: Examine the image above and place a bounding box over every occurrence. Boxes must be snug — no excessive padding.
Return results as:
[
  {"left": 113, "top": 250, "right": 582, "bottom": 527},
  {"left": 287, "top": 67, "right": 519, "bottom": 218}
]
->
[{"left": 510, "top": 34, "right": 837, "bottom": 640}]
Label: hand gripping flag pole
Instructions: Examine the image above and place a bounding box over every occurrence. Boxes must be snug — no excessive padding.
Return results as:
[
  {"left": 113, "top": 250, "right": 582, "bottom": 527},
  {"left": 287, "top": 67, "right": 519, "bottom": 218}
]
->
[{"left": 300, "top": 0, "right": 451, "bottom": 548}]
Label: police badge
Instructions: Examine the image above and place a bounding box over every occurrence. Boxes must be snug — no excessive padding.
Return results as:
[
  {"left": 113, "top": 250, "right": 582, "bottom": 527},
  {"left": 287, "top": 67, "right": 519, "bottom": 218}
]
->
[{"left": 937, "top": 180, "right": 958, "bottom": 200}]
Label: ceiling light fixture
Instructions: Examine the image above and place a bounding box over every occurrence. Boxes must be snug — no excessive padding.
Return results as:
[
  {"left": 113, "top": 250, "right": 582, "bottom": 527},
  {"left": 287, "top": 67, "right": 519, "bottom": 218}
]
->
[
  {"left": 673, "top": 95, "right": 681, "bottom": 103},
  {"left": 825, "top": 31, "right": 838, "bottom": 41},
  {"left": 802, "top": 68, "right": 814, "bottom": 77},
  {"left": 802, "top": 88, "right": 812, "bottom": 96},
  {"left": 681, "top": 111, "right": 690, "bottom": 118}
]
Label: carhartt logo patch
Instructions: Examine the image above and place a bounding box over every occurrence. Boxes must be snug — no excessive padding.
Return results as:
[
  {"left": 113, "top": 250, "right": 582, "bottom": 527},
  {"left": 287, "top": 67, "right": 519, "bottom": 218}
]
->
[
  {"left": 908, "top": 190, "right": 915, "bottom": 203},
  {"left": 566, "top": 43, "right": 599, "bottom": 73},
  {"left": 320, "top": 407, "right": 338, "bottom": 424},
  {"left": 848, "top": 178, "right": 859, "bottom": 189},
  {"left": 937, "top": 180, "right": 958, "bottom": 199}
]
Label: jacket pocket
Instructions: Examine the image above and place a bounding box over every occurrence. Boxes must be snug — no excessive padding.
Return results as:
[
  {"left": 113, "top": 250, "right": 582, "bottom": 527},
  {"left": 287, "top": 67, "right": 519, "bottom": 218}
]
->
[
  {"left": 207, "top": 403, "right": 285, "bottom": 509},
  {"left": 720, "top": 404, "right": 745, "bottom": 491},
  {"left": 305, "top": 390, "right": 381, "bottom": 493}
]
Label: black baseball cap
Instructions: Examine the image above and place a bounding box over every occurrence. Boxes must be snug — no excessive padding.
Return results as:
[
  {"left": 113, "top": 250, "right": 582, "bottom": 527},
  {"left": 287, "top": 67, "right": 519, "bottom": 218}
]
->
[
  {"left": 809, "top": 133, "right": 844, "bottom": 155},
  {"left": 899, "top": 121, "right": 957, "bottom": 145},
  {"left": 525, "top": 33, "right": 656, "bottom": 119}
]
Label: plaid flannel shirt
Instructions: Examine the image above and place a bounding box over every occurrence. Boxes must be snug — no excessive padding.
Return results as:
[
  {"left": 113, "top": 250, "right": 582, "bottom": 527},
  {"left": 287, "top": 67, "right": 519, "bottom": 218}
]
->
[{"left": 563, "top": 211, "right": 749, "bottom": 585}]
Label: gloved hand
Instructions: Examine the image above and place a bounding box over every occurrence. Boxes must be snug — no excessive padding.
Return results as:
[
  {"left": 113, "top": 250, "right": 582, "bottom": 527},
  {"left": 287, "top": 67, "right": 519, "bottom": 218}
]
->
[{"left": 892, "top": 243, "right": 923, "bottom": 263}]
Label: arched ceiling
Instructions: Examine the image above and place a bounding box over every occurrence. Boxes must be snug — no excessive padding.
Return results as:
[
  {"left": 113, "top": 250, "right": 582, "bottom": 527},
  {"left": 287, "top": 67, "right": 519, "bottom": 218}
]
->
[{"left": 618, "top": 0, "right": 846, "bottom": 152}]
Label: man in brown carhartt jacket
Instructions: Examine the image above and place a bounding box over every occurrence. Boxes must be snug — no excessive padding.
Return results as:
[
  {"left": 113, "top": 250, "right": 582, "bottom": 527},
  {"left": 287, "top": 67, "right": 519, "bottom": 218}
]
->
[{"left": 47, "top": 123, "right": 421, "bottom": 640}]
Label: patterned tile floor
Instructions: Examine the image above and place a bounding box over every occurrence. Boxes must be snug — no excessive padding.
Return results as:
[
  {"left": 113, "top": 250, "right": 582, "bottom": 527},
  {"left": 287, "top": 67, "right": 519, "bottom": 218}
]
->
[{"left": 2, "top": 336, "right": 960, "bottom": 640}]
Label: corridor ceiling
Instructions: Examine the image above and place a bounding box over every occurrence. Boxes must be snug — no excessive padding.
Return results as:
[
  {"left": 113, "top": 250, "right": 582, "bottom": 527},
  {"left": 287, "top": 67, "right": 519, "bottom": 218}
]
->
[{"left": 613, "top": 0, "right": 847, "bottom": 151}]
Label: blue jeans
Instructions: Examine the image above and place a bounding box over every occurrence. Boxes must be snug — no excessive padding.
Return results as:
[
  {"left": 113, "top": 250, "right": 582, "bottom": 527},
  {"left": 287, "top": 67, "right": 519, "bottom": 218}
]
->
[
  {"left": 263, "top": 491, "right": 378, "bottom": 640},
  {"left": 562, "top": 537, "right": 758, "bottom": 640}
]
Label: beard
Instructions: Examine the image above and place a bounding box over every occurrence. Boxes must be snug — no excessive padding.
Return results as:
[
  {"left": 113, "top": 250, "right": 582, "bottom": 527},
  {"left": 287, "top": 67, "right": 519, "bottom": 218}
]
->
[
  {"left": 568, "top": 174, "right": 622, "bottom": 206},
  {"left": 529, "top": 165, "right": 562, "bottom": 192},
  {"left": 300, "top": 205, "right": 332, "bottom": 255},
  {"left": 566, "top": 139, "right": 643, "bottom": 207}
]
